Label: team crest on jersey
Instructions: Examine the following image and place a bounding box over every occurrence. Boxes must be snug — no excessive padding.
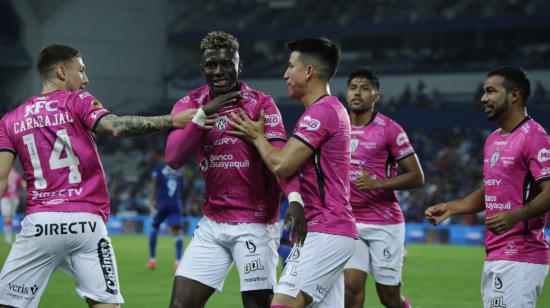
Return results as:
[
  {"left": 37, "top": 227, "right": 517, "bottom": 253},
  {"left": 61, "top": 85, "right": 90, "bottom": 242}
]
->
[
  {"left": 350, "top": 138, "right": 359, "bottom": 153},
  {"left": 490, "top": 151, "right": 500, "bottom": 168},
  {"left": 215, "top": 115, "right": 228, "bottom": 130}
]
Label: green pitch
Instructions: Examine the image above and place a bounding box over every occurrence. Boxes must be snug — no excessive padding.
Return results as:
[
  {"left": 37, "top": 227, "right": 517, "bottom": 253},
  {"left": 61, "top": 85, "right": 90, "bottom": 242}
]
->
[{"left": 1, "top": 236, "right": 549, "bottom": 307}]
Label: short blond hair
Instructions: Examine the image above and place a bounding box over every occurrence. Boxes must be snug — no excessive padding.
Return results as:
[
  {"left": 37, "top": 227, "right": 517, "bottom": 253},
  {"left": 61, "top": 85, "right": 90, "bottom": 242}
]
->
[{"left": 200, "top": 31, "right": 239, "bottom": 51}]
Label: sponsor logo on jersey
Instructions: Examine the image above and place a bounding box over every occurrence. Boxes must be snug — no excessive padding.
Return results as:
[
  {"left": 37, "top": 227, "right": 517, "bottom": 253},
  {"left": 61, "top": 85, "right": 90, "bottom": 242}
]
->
[
  {"left": 483, "top": 178, "right": 501, "bottom": 186},
  {"left": 489, "top": 296, "right": 506, "bottom": 308},
  {"left": 298, "top": 115, "right": 321, "bottom": 131},
  {"left": 396, "top": 133, "right": 408, "bottom": 146},
  {"left": 97, "top": 239, "right": 118, "bottom": 295},
  {"left": 246, "top": 240, "right": 257, "bottom": 253},
  {"left": 34, "top": 221, "right": 97, "bottom": 237},
  {"left": 243, "top": 259, "right": 264, "bottom": 274},
  {"left": 264, "top": 114, "right": 281, "bottom": 127},
  {"left": 91, "top": 100, "right": 103, "bottom": 109},
  {"left": 25, "top": 100, "right": 59, "bottom": 116},
  {"left": 490, "top": 151, "right": 500, "bottom": 167},
  {"left": 494, "top": 273, "right": 503, "bottom": 290},
  {"left": 537, "top": 148, "right": 550, "bottom": 162},
  {"left": 383, "top": 247, "right": 392, "bottom": 259},
  {"left": 7, "top": 283, "right": 39, "bottom": 295},
  {"left": 504, "top": 241, "right": 518, "bottom": 256},
  {"left": 244, "top": 276, "right": 268, "bottom": 283}
]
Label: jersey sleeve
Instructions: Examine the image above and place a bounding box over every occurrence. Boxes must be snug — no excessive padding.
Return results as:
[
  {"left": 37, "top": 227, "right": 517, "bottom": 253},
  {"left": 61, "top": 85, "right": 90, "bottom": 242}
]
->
[
  {"left": 291, "top": 104, "right": 331, "bottom": 151},
  {"left": 165, "top": 96, "right": 201, "bottom": 169},
  {"left": 526, "top": 132, "right": 550, "bottom": 183},
  {"left": 387, "top": 122, "right": 415, "bottom": 161},
  {"left": 0, "top": 116, "right": 15, "bottom": 155},
  {"left": 171, "top": 95, "right": 197, "bottom": 114},
  {"left": 71, "top": 91, "right": 111, "bottom": 131},
  {"left": 261, "top": 96, "right": 287, "bottom": 142}
]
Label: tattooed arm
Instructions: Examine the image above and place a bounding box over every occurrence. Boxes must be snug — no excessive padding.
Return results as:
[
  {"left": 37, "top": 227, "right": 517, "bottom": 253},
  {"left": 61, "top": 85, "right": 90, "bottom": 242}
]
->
[{"left": 94, "top": 109, "right": 196, "bottom": 137}]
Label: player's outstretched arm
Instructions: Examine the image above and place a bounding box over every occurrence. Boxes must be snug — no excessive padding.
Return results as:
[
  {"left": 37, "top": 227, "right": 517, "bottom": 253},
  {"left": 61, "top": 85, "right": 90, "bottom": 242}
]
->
[
  {"left": 487, "top": 180, "right": 550, "bottom": 234},
  {"left": 425, "top": 186, "right": 485, "bottom": 225},
  {"left": 94, "top": 109, "right": 196, "bottom": 138},
  {"left": 0, "top": 152, "right": 15, "bottom": 197}
]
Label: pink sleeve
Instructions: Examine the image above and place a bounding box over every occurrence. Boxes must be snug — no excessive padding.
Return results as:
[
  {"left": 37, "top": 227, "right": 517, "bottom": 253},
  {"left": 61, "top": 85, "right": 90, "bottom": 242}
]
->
[
  {"left": 526, "top": 132, "right": 550, "bottom": 182},
  {"left": 261, "top": 96, "right": 287, "bottom": 142},
  {"left": 388, "top": 122, "right": 415, "bottom": 161},
  {"left": 270, "top": 140, "right": 300, "bottom": 196},
  {"left": 165, "top": 97, "right": 202, "bottom": 169},
  {"left": 71, "top": 91, "right": 111, "bottom": 131},
  {"left": 291, "top": 105, "right": 330, "bottom": 150},
  {"left": 0, "top": 116, "right": 15, "bottom": 155}
]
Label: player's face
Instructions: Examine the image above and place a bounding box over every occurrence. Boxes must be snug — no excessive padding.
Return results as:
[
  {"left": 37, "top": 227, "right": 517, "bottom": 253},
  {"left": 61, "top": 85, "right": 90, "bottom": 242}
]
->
[
  {"left": 283, "top": 51, "right": 308, "bottom": 100},
  {"left": 346, "top": 77, "right": 379, "bottom": 114},
  {"left": 201, "top": 48, "right": 241, "bottom": 97},
  {"left": 64, "top": 57, "right": 89, "bottom": 91},
  {"left": 481, "top": 75, "right": 510, "bottom": 121}
]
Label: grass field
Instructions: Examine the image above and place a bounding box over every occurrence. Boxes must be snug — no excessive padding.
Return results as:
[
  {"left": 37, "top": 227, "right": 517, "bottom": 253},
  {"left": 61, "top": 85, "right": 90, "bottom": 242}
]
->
[{"left": 1, "top": 236, "right": 549, "bottom": 307}]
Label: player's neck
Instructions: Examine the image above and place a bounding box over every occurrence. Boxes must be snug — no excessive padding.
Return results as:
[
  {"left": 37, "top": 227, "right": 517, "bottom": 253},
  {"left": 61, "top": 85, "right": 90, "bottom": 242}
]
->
[
  {"left": 302, "top": 82, "right": 330, "bottom": 108},
  {"left": 41, "top": 80, "right": 66, "bottom": 94},
  {"left": 498, "top": 107, "right": 528, "bottom": 135},
  {"left": 351, "top": 109, "right": 374, "bottom": 126}
]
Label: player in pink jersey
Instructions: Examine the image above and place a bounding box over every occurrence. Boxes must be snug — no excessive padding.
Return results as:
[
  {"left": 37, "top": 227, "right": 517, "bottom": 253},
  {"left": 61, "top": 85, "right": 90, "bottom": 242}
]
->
[
  {"left": 426, "top": 67, "right": 550, "bottom": 308},
  {"left": 228, "top": 38, "right": 358, "bottom": 308},
  {"left": 165, "top": 31, "right": 303, "bottom": 308},
  {"left": 1, "top": 167, "right": 25, "bottom": 244},
  {"left": 0, "top": 44, "right": 195, "bottom": 308},
  {"left": 343, "top": 67, "right": 424, "bottom": 308}
]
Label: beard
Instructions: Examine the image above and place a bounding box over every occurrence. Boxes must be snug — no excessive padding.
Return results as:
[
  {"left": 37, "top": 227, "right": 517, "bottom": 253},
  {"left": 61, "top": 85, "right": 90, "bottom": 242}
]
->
[{"left": 485, "top": 97, "right": 510, "bottom": 121}]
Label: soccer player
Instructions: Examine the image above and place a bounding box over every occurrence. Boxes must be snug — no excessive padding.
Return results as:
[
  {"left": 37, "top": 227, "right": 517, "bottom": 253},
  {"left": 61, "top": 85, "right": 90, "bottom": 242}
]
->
[
  {"left": 0, "top": 44, "right": 195, "bottom": 308},
  {"left": 165, "top": 31, "right": 302, "bottom": 308},
  {"left": 1, "top": 167, "right": 25, "bottom": 244},
  {"left": 426, "top": 67, "right": 550, "bottom": 308},
  {"left": 147, "top": 162, "right": 185, "bottom": 270},
  {"left": 343, "top": 67, "right": 423, "bottom": 308},
  {"left": 228, "top": 37, "right": 358, "bottom": 308}
]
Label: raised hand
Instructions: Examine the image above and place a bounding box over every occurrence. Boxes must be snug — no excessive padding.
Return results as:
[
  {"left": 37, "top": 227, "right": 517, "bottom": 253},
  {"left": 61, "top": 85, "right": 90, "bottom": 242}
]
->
[{"left": 202, "top": 91, "right": 241, "bottom": 115}]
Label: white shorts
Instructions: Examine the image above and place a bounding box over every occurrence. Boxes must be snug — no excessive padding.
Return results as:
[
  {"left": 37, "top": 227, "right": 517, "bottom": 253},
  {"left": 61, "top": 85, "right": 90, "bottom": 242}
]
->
[
  {"left": 1, "top": 197, "right": 19, "bottom": 218},
  {"left": 0, "top": 212, "right": 124, "bottom": 308},
  {"left": 275, "top": 232, "right": 356, "bottom": 308},
  {"left": 176, "top": 216, "right": 279, "bottom": 292},
  {"left": 481, "top": 260, "right": 548, "bottom": 308},
  {"left": 344, "top": 223, "right": 405, "bottom": 286}
]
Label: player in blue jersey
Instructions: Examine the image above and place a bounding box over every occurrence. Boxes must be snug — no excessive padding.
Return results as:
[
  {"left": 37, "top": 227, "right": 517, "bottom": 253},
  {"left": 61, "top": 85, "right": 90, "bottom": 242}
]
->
[
  {"left": 277, "top": 197, "right": 292, "bottom": 269},
  {"left": 147, "top": 162, "right": 185, "bottom": 270}
]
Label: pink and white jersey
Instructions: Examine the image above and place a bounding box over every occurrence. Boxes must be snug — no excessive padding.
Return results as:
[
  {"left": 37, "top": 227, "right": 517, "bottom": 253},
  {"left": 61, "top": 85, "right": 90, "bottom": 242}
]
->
[
  {"left": 483, "top": 117, "right": 550, "bottom": 264},
  {"left": 292, "top": 95, "right": 358, "bottom": 239},
  {"left": 2, "top": 169, "right": 23, "bottom": 200},
  {"left": 170, "top": 82, "right": 287, "bottom": 223},
  {"left": 349, "top": 112, "right": 415, "bottom": 224},
  {"left": 0, "top": 90, "right": 111, "bottom": 222}
]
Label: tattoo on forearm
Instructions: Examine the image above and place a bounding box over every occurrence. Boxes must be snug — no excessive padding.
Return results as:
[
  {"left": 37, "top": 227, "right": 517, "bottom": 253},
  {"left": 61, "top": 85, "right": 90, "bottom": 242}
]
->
[{"left": 112, "top": 115, "right": 172, "bottom": 136}]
